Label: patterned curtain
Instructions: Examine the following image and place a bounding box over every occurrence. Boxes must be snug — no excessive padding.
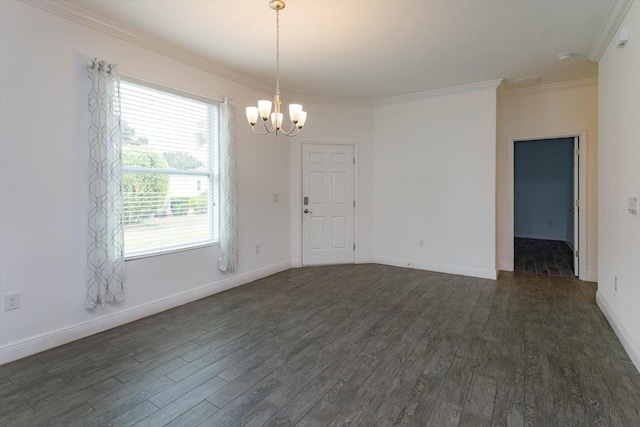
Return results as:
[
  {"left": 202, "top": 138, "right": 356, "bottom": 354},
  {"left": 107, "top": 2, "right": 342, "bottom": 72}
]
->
[
  {"left": 86, "top": 58, "right": 124, "bottom": 308},
  {"left": 218, "top": 96, "right": 239, "bottom": 271}
]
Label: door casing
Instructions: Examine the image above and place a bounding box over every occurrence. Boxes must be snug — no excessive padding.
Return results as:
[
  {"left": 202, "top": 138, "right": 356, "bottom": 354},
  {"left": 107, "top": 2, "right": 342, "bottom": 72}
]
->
[
  {"left": 289, "top": 141, "right": 359, "bottom": 267},
  {"left": 506, "top": 131, "right": 588, "bottom": 280}
]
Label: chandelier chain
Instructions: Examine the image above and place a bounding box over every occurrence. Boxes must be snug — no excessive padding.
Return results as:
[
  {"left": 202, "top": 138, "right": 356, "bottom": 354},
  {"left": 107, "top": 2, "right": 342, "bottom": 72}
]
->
[{"left": 276, "top": 9, "right": 280, "bottom": 95}]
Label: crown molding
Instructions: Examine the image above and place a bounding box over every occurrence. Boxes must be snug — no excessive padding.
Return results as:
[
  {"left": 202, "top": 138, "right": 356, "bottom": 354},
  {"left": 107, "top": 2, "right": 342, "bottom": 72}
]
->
[
  {"left": 587, "top": 0, "right": 635, "bottom": 61},
  {"left": 288, "top": 94, "right": 374, "bottom": 107},
  {"left": 16, "top": 0, "right": 607, "bottom": 106},
  {"left": 374, "top": 79, "right": 504, "bottom": 106},
  {"left": 19, "top": 0, "right": 273, "bottom": 94},
  {"left": 501, "top": 77, "right": 598, "bottom": 97},
  {"left": 18, "top": 0, "right": 391, "bottom": 106}
]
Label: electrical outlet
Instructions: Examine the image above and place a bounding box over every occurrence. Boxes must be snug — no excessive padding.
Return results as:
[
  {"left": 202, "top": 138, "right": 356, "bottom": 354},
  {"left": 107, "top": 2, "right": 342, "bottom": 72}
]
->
[
  {"left": 5, "top": 293, "right": 20, "bottom": 311},
  {"left": 272, "top": 193, "right": 279, "bottom": 203},
  {"left": 418, "top": 238, "right": 425, "bottom": 247},
  {"left": 615, "top": 276, "right": 618, "bottom": 291},
  {"left": 255, "top": 244, "right": 261, "bottom": 254}
]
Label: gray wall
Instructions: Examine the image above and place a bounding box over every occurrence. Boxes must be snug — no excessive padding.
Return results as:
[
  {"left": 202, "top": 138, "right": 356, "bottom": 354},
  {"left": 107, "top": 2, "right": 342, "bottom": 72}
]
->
[{"left": 514, "top": 138, "right": 574, "bottom": 245}]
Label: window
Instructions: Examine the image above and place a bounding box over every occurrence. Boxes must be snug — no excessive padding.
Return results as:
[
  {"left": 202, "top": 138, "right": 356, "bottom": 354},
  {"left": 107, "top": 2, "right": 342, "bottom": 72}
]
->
[{"left": 120, "top": 78, "right": 219, "bottom": 258}]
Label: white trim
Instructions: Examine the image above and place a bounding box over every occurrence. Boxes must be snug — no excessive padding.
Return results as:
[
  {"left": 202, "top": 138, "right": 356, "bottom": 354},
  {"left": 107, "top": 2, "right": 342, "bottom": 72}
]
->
[
  {"left": 502, "top": 78, "right": 598, "bottom": 97},
  {"left": 0, "top": 260, "right": 291, "bottom": 365},
  {"left": 566, "top": 240, "right": 575, "bottom": 251},
  {"left": 504, "top": 132, "right": 590, "bottom": 281},
  {"left": 18, "top": 0, "right": 611, "bottom": 104},
  {"left": 588, "top": 0, "right": 635, "bottom": 61},
  {"left": 514, "top": 232, "right": 568, "bottom": 241},
  {"left": 125, "top": 241, "right": 218, "bottom": 261},
  {"left": 288, "top": 95, "right": 374, "bottom": 107},
  {"left": 372, "top": 256, "right": 498, "bottom": 280},
  {"left": 357, "top": 255, "right": 374, "bottom": 264},
  {"left": 375, "top": 79, "right": 504, "bottom": 106},
  {"left": 586, "top": 271, "right": 599, "bottom": 282},
  {"left": 17, "top": 0, "right": 373, "bottom": 107},
  {"left": 18, "top": 0, "right": 272, "bottom": 95},
  {"left": 596, "top": 291, "right": 640, "bottom": 371},
  {"left": 122, "top": 74, "right": 223, "bottom": 105}
]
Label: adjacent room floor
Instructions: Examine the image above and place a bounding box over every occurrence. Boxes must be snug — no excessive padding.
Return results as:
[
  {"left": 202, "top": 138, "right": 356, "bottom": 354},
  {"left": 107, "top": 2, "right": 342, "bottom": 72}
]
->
[
  {"left": 1, "top": 265, "right": 639, "bottom": 426},
  {"left": 514, "top": 237, "right": 576, "bottom": 278}
]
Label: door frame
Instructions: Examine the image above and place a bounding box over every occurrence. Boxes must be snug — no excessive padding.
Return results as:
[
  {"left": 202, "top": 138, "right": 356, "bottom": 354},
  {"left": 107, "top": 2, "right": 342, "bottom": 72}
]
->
[
  {"left": 290, "top": 141, "right": 359, "bottom": 267},
  {"left": 506, "top": 131, "right": 588, "bottom": 280}
]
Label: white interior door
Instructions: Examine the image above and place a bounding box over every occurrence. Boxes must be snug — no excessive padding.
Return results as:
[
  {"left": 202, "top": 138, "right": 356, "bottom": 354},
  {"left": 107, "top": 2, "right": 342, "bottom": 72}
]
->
[
  {"left": 573, "top": 137, "right": 580, "bottom": 276},
  {"left": 302, "top": 144, "right": 355, "bottom": 266}
]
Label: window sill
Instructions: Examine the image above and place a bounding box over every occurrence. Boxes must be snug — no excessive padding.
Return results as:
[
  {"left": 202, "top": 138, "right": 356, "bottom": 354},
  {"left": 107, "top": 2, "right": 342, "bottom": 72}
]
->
[{"left": 125, "top": 241, "right": 219, "bottom": 262}]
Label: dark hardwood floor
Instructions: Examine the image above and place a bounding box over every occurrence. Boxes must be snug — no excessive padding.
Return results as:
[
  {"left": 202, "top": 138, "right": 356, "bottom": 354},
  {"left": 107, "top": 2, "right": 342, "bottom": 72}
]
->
[
  {"left": 1, "top": 264, "right": 639, "bottom": 426},
  {"left": 514, "top": 238, "right": 576, "bottom": 278}
]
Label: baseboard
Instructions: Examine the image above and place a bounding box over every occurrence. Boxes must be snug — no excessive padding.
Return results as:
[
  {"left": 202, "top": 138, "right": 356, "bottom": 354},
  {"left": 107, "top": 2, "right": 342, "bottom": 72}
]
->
[
  {"left": 514, "top": 232, "right": 565, "bottom": 241},
  {"left": 586, "top": 271, "right": 598, "bottom": 282},
  {"left": 290, "top": 258, "right": 302, "bottom": 268},
  {"left": 596, "top": 291, "right": 640, "bottom": 372},
  {"left": 566, "top": 240, "right": 575, "bottom": 251},
  {"left": 372, "top": 256, "right": 498, "bottom": 280},
  {"left": 357, "top": 255, "right": 373, "bottom": 264},
  {"left": 0, "top": 260, "right": 292, "bottom": 365}
]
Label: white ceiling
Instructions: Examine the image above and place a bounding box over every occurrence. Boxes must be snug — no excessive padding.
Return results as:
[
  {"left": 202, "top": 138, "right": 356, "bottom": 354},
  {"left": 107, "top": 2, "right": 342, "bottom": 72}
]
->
[{"left": 62, "top": 0, "right": 613, "bottom": 99}]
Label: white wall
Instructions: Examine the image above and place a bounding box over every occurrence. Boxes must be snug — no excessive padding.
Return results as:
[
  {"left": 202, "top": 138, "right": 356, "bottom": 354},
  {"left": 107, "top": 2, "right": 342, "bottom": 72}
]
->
[
  {"left": 371, "top": 84, "right": 500, "bottom": 279},
  {"left": 597, "top": 0, "right": 640, "bottom": 370},
  {"left": 497, "top": 81, "right": 598, "bottom": 280},
  {"left": 288, "top": 101, "right": 374, "bottom": 266},
  {"left": 0, "top": 1, "right": 291, "bottom": 362}
]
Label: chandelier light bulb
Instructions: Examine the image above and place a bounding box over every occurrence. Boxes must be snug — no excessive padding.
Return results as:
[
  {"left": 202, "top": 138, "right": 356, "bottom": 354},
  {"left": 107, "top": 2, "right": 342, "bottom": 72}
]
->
[
  {"left": 297, "top": 111, "right": 307, "bottom": 128},
  {"left": 246, "top": 107, "right": 259, "bottom": 125},
  {"left": 289, "top": 104, "right": 302, "bottom": 123},
  {"left": 258, "top": 100, "right": 272, "bottom": 120},
  {"left": 271, "top": 112, "right": 284, "bottom": 130}
]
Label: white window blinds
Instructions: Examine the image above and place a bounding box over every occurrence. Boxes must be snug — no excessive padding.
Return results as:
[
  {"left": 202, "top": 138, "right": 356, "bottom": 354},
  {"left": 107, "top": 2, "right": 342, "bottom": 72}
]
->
[{"left": 120, "top": 79, "right": 219, "bottom": 258}]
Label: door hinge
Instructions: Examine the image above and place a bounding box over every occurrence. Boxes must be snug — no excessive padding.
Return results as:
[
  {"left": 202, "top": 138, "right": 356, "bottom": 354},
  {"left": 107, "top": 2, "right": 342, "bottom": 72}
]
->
[
  {"left": 575, "top": 200, "right": 579, "bottom": 207},
  {"left": 575, "top": 149, "right": 580, "bottom": 156},
  {"left": 575, "top": 250, "right": 579, "bottom": 258},
  {"left": 353, "top": 243, "right": 356, "bottom": 251},
  {"left": 353, "top": 200, "right": 356, "bottom": 208},
  {"left": 353, "top": 157, "right": 356, "bottom": 165}
]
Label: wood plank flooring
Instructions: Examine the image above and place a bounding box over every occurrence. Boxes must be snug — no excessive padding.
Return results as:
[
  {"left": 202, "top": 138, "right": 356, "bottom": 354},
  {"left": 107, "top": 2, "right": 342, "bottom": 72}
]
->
[
  {"left": 1, "top": 264, "right": 639, "bottom": 426},
  {"left": 514, "top": 238, "right": 575, "bottom": 278}
]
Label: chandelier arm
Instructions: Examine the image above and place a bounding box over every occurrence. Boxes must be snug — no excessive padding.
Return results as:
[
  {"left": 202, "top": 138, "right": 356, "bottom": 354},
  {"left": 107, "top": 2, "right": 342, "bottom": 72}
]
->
[
  {"left": 280, "top": 126, "right": 301, "bottom": 137},
  {"left": 278, "top": 121, "right": 299, "bottom": 135},
  {"left": 249, "top": 126, "right": 272, "bottom": 136},
  {"left": 249, "top": 119, "right": 278, "bottom": 135},
  {"left": 262, "top": 118, "right": 278, "bottom": 133}
]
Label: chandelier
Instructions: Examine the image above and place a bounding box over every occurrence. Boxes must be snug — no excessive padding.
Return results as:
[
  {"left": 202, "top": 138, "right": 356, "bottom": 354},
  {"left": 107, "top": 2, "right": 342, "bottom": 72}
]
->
[{"left": 245, "top": 0, "right": 307, "bottom": 137}]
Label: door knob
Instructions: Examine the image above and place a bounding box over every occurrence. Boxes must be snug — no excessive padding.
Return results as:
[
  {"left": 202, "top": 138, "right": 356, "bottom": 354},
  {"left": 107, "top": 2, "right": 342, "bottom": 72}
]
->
[
  {"left": 569, "top": 209, "right": 575, "bottom": 213},
  {"left": 304, "top": 208, "right": 313, "bottom": 214}
]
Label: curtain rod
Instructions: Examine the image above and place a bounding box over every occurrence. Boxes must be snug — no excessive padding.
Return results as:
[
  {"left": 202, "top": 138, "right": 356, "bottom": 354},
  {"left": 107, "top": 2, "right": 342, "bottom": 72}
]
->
[{"left": 120, "top": 73, "right": 225, "bottom": 104}]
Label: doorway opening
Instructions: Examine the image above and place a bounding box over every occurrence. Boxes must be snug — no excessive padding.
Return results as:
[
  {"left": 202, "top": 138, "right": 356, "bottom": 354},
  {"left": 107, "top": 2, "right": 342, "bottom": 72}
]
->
[{"left": 513, "top": 137, "right": 578, "bottom": 277}]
